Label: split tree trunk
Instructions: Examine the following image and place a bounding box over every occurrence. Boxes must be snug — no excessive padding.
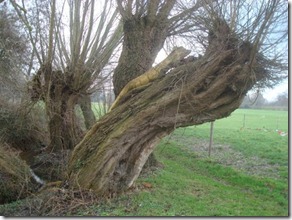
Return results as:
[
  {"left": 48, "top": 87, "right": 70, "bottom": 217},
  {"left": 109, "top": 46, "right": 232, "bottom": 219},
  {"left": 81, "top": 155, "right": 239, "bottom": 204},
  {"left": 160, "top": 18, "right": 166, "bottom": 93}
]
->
[
  {"left": 46, "top": 93, "right": 81, "bottom": 152},
  {"left": 68, "top": 31, "right": 256, "bottom": 195},
  {"left": 30, "top": 65, "right": 83, "bottom": 152}
]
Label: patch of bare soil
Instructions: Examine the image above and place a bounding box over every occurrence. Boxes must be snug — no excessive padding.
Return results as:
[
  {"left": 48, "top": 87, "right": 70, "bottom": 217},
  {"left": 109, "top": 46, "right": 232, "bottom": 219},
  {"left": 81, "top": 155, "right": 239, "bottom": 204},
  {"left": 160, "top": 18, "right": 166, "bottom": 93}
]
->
[{"left": 170, "top": 134, "right": 280, "bottom": 179}]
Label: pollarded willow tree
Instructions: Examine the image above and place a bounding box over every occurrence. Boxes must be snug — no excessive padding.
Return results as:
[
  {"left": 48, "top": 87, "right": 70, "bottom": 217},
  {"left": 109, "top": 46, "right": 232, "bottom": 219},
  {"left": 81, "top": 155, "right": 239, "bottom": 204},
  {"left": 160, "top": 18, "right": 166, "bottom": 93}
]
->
[
  {"left": 9, "top": 0, "right": 123, "bottom": 151},
  {"left": 67, "top": 0, "right": 287, "bottom": 195}
]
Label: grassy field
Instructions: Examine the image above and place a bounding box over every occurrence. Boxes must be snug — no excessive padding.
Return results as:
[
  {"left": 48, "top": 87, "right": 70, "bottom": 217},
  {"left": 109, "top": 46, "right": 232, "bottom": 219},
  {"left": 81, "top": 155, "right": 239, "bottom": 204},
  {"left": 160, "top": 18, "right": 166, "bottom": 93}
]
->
[
  {"left": 82, "top": 108, "right": 288, "bottom": 216},
  {"left": 0, "top": 109, "right": 288, "bottom": 216}
]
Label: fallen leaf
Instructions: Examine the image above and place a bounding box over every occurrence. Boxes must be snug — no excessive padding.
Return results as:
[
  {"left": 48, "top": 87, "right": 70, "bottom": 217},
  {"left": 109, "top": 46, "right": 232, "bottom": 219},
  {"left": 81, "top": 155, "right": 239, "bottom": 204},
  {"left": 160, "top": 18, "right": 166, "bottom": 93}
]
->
[{"left": 142, "top": 182, "right": 152, "bottom": 188}]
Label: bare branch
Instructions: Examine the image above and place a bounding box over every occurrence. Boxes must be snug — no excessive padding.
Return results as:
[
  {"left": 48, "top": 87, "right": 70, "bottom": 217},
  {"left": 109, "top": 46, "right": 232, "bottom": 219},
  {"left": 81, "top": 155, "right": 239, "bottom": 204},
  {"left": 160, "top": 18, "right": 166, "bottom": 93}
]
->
[
  {"left": 116, "top": 0, "right": 130, "bottom": 19},
  {"left": 157, "top": 0, "right": 176, "bottom": 20},
  {"left": 9, "top": 0, "right": 42, "bottom": 64},
  {"left": 47, "top": 0, "right": 56, "bottom": 64}
]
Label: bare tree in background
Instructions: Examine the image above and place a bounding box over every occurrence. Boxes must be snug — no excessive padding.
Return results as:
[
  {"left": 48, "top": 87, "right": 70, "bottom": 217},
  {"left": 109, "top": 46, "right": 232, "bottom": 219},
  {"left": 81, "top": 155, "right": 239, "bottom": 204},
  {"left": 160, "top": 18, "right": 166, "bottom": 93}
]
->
[
  {"left": 0, "top": 4, "right": 28, "bottom": 103},
  {"left": 9, "top": 0, "right": 123, "bottom": 151},
  {"left": 67, "top": 0, "right": 287, "bottom": 195}
]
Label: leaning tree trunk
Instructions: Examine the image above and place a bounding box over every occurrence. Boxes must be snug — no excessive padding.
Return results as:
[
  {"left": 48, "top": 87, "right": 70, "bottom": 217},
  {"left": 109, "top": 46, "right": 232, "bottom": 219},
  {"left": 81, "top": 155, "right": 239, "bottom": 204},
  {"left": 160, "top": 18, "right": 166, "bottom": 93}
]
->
[
  {"left": 68, "top": 24, "right": 259, "bottom": 195},
  {"left": 112, "top": 14, "right": 171, "bottom": 166}
]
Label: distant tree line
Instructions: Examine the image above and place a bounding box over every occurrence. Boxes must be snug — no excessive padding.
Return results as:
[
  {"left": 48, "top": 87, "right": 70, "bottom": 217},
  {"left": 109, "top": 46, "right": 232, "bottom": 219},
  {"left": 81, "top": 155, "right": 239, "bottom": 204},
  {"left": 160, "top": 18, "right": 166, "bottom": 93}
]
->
[{"left": 240, "top": 91, "right": 288, "bottom": 110}]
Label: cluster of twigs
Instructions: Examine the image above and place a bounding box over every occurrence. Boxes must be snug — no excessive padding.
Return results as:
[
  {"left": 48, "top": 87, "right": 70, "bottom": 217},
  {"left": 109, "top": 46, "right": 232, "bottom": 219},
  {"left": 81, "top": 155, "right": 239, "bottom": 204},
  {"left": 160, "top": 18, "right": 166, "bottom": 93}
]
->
[{"left": 22, "top": 187, "right": 100, "bottom": 216}]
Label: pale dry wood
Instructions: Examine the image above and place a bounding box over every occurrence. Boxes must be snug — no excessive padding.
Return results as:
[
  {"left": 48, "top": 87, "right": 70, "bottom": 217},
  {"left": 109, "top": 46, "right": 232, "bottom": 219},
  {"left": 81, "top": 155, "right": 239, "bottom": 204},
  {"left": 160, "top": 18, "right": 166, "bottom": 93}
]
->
[{"left": 109, "top": 47, "right": 191, "bottom": 111}]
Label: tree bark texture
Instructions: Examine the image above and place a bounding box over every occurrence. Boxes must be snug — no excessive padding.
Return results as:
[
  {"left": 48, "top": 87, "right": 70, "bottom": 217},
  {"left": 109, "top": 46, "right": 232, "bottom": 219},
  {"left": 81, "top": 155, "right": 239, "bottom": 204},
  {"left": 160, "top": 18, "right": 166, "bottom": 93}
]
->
[
  {"left": 68, "top": 23, "right": 258, "bottom": 195},
  {"left": 112, "top": 9, "right": 176, "bottom": 166},
  {"left": 30, "top": 65, "right": 83, "bottom": 151},
  {"left": 110, "top": 47, "right": 191, "bottom": 111},
  {"left": 113, "top": 15, "right": 169, "bottom": 96},
  {"left": 79, "top": 94, "right": 96, "bottom": 129}
]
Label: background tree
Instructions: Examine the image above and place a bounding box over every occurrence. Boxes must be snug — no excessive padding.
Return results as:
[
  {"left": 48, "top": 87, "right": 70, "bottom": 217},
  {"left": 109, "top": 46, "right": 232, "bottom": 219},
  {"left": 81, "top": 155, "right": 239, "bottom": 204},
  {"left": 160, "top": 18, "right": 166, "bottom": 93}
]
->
[
  {"left": 269, "top": 92, "right": 288, "bottom": 110},
  {"left": 274, "top": 92, "right": 288, "bottom": 107},
  {"left": 0, "top": 3, "right": 28, "bottom": 103},
  {"left": 9, "top": 0, "right": 123, "bottom": 151},
  {"left": 68, "top": 0, "right": 288, "bottom": 195},
  {"left": 247, "top": 91, "right": 268, "bottom": 108}
]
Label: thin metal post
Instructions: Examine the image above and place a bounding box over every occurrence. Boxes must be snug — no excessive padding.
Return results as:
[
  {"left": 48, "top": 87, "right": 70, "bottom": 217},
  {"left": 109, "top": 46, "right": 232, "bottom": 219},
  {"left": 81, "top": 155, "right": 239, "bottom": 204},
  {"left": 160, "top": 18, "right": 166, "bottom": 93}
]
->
[{"left": 209, "top": 122, "right": 214, "bottom": 157}]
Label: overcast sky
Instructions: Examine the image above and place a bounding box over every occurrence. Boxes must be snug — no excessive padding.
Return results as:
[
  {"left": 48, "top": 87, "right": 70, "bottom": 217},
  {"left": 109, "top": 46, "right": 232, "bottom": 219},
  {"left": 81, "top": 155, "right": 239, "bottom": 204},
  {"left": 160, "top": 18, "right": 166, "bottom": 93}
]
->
[{"left": 262, "top": 79, "right": 288, "bottom": 102}]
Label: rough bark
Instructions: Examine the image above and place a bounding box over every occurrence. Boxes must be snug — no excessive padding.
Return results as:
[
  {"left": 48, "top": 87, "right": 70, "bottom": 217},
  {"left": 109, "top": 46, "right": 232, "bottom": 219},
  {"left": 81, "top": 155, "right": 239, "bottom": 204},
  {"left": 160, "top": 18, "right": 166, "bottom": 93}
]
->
[
  {"left": 110, "top": 47, "right": 191, "bottom": 111},
  {"left": 46, "top": 94, "right": 80, "bottom": 152},
  {"left": 68, "top": 25, "right": 257, "bottom": 195},
  {"left": 112, "top": 6, "right": 176, "bottom": 165},
  {"left": 112, "top": 15, "right": 170, "bottom": 96},
  {"left": 79, "top": 94, "right": 96, "bottom": 129},
  {"left": 30, "top": 65, "right": 82, "bottom": 151}
]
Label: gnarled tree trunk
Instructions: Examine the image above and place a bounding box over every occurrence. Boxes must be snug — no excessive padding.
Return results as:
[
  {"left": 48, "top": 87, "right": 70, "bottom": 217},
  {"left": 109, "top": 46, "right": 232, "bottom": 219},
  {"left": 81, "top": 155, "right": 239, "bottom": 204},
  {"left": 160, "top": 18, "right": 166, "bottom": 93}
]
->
[
  {"left": 112, "top": 13, "right": 170, "bottom": 96},
  {"left": 30, "top": 65, "right": 83, "bottom": 152},
  {"left": 68, "top": 25, "right": 257, "bottom": 195},
  {"left": 112, "top": 5, "right": 175, "bottom": 166},
  {"left": 46, "top": 93, "right": 81, "bottom": 152}
]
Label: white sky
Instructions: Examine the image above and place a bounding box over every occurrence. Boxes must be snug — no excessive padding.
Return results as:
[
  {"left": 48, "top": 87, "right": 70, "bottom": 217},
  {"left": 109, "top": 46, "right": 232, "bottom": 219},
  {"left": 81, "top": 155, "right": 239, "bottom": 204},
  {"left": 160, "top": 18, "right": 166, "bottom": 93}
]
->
[
  {"left": 261, "top": 0, "right": 289, "bottom": 102},
  {"left": 262, "top": 79, "right": 288, "bottom": 102}
]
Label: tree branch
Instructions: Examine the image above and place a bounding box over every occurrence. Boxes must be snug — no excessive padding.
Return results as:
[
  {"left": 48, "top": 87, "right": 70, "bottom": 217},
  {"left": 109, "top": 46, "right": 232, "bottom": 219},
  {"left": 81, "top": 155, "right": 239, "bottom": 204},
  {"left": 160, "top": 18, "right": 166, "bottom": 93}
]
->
[{"left": 109, "top": 47, "right": 191, "bottom": 111}]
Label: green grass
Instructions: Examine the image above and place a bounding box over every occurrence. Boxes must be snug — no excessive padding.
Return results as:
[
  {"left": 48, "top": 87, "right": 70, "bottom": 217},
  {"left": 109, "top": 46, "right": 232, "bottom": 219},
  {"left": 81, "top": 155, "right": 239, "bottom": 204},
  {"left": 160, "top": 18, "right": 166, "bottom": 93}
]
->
[
  {"left": 91, "top": 102, "right": 109, "bottom": 119},
  {"left": 86, "top": 142, "right": 287, "bottom": 216},
  {"left": 0, "top": 109, "right": 288, "bottom": 216},
  {"left": 174, "top": 109, "right": 288, "bottom": 174},
  {"left": 81, "top": 109, "right": 288, "bottom": 216}
]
